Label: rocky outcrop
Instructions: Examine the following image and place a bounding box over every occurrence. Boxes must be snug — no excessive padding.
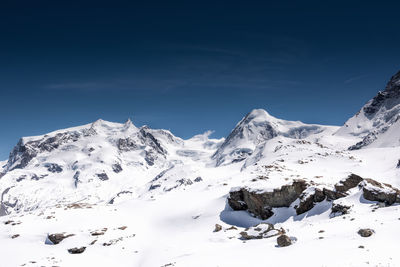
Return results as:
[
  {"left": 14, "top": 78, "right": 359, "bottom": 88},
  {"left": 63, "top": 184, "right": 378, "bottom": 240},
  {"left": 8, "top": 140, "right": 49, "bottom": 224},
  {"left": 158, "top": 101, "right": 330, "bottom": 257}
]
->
[
  {"left": 228, "top": 180, "right": 308, "bottom": 219},
  {"left": 361, "top": 178, "right": 400, "bottom": 205},
  {"left": 295, "top": 187, "right": 325, "bottom": 215},
  {"left": 228, "top": 173, "right": 400, "bottom": 219},
  {"left": 334, "top": 174, "right": 363, "bottom": 193}
]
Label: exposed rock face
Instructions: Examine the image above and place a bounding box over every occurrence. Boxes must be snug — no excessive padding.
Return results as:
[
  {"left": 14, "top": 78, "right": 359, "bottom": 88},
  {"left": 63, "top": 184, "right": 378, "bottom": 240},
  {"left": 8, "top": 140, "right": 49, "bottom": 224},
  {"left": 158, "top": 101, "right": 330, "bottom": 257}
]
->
[
  {"left": 334, "top": 174, "right": 363, "bottom": 193},
  {"left": 228, "top": 180, "right": 308, "bottom": 219},
  {"left": 68, "top": 247, "right": 86, "bottom": 254},
  {"left": 44, "top": 163, "right": 63, "bottom": 173},
  {"left": 112, "top": 163, "right": 123, "bottom": 173},
  {"left": 295, "top": 187, "right": 325, "bottom": 215},
  {"left": 361, "top": 178, "right": 400, "bottom": 205},
  {"left": 47, "top": 233, "right": 74, "bottom": 244},
  {"left": 358, "top": 228, "right": 374, "bottom": 237},
  {"left": 7, "top": 130, "right": 93, "bottom": 171},
  {"left": 239, "top": 223, "right": 284, "bottom": 240},
  {"left": 277, "top": 234, "right": 292, "bottom": 247},
  {"left": 338, "top": 70, "right": 400, "bottom": 150},
  {"left": 397, "top": 159, "right": 400, "bottom": 168},
  {"left": 96, "top": 173, "right": 109, "bottom": 181}
]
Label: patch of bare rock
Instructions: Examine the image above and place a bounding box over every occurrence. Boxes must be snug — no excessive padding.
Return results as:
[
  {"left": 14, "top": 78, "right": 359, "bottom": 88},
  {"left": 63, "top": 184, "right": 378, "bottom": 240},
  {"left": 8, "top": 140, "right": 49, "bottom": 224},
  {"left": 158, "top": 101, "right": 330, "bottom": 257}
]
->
[{"left": 228, "top": 174, "right": 400, "bottom": 219}]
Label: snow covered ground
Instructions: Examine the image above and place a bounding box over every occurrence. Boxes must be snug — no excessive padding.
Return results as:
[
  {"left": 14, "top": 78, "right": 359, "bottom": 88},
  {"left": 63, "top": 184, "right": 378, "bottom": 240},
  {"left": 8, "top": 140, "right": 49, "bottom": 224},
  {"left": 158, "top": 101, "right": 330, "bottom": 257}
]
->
[{"left": 1, "top": 71, "right": 400, "bottom": 266}]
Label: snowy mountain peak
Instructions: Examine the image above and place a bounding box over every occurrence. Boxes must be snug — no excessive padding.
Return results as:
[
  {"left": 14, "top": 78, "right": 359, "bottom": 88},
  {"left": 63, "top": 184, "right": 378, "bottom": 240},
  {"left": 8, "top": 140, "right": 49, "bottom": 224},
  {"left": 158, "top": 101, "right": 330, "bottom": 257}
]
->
[
  {"left": 336, "top": 69, "right": 400, "bottom": 149},
  {"left": 212, "top": 109, "right": 331, "bottom": 166}
]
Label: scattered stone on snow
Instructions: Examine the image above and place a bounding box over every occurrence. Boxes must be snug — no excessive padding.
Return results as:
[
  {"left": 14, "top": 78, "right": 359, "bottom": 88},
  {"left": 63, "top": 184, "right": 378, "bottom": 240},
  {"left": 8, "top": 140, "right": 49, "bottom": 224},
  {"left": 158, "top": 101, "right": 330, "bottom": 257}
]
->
[
  {"left": 67, "top": 247, "right": 86, "bottom": 254},
  {"left": 277, "top": 234, "right": 292, "bottom": 247},
  {"left": 214, "top": 224, "right": 222, "bottom": 232},
  {"left": 358, "top": 228, "right": 374, "bottom": 237},
  {"left": 239, "top": 223, "right": 284, "bottom": 240},
  {"left": 47, "top": 233, "right": 74, "bottom": 245}
]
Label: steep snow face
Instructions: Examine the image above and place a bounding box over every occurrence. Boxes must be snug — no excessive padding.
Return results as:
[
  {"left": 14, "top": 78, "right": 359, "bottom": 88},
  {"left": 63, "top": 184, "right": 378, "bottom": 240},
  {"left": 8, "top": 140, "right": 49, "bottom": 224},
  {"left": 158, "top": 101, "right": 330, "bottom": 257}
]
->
[
  {"left": 212, "top": 109, "right": 334, "bottom": 166},
  {"left": 336, "top": 70, "right": 400, "bottom": 149}
]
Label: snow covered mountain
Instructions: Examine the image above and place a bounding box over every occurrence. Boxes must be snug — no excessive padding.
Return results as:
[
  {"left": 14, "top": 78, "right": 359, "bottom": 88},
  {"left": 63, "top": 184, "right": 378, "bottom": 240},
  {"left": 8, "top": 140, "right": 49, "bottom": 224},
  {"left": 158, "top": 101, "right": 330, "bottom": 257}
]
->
[
  {"left": 336, "top": 70, "right": 400, "bottom": 149},
  {"left": 1, "top": 71, "right": 400, "bottom": 266}
]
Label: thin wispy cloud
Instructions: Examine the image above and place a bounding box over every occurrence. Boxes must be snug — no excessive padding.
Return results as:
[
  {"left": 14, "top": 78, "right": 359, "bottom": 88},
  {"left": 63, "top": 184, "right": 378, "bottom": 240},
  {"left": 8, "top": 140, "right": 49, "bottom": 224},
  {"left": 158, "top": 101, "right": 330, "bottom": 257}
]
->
[{"left": 344, "top": 74, "right": 368, "bottom": 84}]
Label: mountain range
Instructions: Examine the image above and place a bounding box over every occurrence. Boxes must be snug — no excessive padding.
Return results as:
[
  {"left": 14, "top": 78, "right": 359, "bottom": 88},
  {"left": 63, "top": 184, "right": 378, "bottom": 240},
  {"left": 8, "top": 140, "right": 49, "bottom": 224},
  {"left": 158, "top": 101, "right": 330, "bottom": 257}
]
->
[{"left": 1, "top": 71, "right": 400, "bottom": 266}]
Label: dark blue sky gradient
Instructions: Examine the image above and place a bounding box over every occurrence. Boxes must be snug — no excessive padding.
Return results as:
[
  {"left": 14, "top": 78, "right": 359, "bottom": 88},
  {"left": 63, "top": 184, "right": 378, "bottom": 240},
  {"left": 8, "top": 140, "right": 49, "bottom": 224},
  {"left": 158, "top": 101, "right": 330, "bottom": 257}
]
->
[{"left": 1, "top": 1, "right": 400, "bottom": 159}]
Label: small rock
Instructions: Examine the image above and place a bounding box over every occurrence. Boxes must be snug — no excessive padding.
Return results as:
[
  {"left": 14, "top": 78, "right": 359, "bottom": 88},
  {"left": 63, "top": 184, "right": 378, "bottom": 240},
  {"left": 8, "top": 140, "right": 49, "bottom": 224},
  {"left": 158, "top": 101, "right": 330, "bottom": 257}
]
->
[
  {"left": 277, "top": 234, "right": 292, "bottom": 247},
  {"left": 359, "top": 245, "right": 365, "bottom": 249},
  {"left": 214, "top": 224, "right": 222, "bottom": 232},
  {"left": 194, "top": 177, "right": 203, "bottom": 182},
  {"left": 118, "top": 226, "right": 127, "bottom": 230},
  {"left": 358, "top": 228, "right": 374, "bottom": 237},
  {"left": 67, "top": 247, "right": 86, "bottom": 254},
  {"left": 11, "top": 234, "right": 20, "bottom": 239},
  {"left": 318, "top": 230, "right": 325, "bottom": 233}
]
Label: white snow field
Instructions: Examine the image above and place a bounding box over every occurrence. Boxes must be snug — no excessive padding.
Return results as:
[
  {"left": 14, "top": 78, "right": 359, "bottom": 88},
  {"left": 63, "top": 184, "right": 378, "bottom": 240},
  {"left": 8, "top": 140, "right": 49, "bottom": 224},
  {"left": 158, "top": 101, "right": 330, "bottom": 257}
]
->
[{"left": 1, "top": 71, "right": 400, "bottom": 267}]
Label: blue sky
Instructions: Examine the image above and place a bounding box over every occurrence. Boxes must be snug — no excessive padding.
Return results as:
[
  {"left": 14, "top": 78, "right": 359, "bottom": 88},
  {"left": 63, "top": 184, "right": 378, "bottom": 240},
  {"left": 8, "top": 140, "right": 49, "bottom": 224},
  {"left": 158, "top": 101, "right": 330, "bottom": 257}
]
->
[{"left": 1, "top": 1, "right": 400, "bottom": 160}]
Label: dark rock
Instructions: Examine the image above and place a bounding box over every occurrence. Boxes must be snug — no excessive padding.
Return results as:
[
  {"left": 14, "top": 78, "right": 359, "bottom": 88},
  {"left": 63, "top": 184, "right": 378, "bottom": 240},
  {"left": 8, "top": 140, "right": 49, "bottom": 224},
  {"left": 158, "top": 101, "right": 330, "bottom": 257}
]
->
[
  {"left": 331, "top": 203, "right": 352, "bottom": 216},
  {"left": 45, "top": 163, "right": 63, "bottom": 173},
  {"left": 334, "top": 174, "right": 363, "bottom": 192},
  {"left": 228, "top": 180, "right": 308, "bottom": 219},
  {"left": 91, "top": 228, "right": 107, "bottom": 236},
  {"left": 228, "top": 190, "right": 248, "bottom": 210},
  {"left": 73, "top": 171, "right": 80, "bottom": 187},
  {"left": 112, "top": 163, "right": 123, "bottom": 173},
  {"left": 214, "top": 224, "right": 222, "bottom": 232},
  {"left": 397, "top": 160, "right": 400, "bottom": 168},
  {"left": 194, "top": 177, "right": 203, "bottom": 182},
  {"left": 295, "top": 187, "right": 325, "bottom": 215},
  {"left": 47, "top": 233, "right": 74, "bottom": 244},
  {"left": 322, "top": 188, "right": 347, "bottom": 201},
  {"left": 11, "top": 234, "right": 20, "bottom": 239},
  {"left": 361, "top": 178, "right": 400, "bottom": 205},
  {"left": 96, "top": 173, "right": 109, "bottom": 181},
  {"left": 358, "top": 228, "right": 374, "bottom": 237},
  {"left": 68, "top": 247, "right": 86, "bottom": 254},
  {"left": 277, "top": 234, "right": 292, "bottom": 247}
]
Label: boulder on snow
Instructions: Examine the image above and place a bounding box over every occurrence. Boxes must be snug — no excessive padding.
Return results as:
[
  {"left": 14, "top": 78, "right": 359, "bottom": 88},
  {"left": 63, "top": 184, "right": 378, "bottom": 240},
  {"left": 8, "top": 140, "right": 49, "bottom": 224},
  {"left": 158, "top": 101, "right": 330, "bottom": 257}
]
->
[
  {"left": 214, "top": 224, "right": 222, "bottom": 232},
  {"left": 361, "top": 178, "right": 400, "bottom": 205},
  {"left": 331, "top": 203, "right": 352, "bottom": 216},
  {"left": 96, "top": 172, "right": 109, "bottom": 181},
  {"left": 277, "top": 234, "right": 292, "bottom": 247},
  {"left": 68, "top": 246, "right": 86, "bottom": 254},
  {"left": 358, "top": 228, "right": 374, "bottom": 237},
  {"left": 47, "top": 233, "right": 74, "bottom": 245},
  {"left": 228, "top": 179, "right": 308, "bottom": 219},
  {"left": 397, "top": 159, "right": 400, "bottom": 168},
  {"left": 239, "top": 223, "right": 284, "bottom": 240}
]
